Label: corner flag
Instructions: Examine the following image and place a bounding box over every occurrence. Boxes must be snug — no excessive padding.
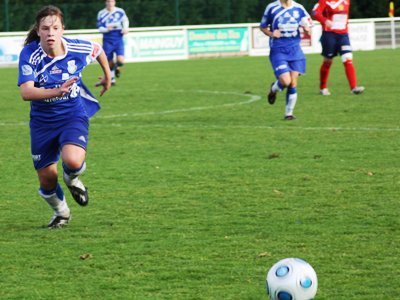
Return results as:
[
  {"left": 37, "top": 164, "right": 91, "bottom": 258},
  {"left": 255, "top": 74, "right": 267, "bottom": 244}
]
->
[{"left": 389, "top": 1, "right": 394, "bottom": 17}]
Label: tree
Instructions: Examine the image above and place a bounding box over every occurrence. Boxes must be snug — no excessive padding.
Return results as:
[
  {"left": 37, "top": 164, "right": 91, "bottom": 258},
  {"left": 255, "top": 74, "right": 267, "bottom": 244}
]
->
[{"left": 1, "top": 0, "right": 395, "bottom": 32}]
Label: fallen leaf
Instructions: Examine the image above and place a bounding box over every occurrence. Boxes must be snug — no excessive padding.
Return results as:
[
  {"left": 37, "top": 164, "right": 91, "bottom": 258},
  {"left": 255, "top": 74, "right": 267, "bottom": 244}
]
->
[{"left": 80, "top": 253, "right": 93, "bottom": 260}]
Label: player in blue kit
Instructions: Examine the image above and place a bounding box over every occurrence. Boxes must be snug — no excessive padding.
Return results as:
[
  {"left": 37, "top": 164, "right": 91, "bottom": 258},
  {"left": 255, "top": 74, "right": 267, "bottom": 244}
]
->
[
  {"left": 260, "top": 0, "right": 312, "bottom": 120},
  {"left": 97, "top": 0, "right": 129, "bottom": 85},
  {"left": 18, "top": 5, "right": 111, "bottom": 228}
]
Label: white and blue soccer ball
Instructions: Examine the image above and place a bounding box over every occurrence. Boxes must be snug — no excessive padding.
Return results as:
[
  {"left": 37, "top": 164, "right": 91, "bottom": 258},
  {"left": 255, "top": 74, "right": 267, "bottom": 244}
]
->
[{"left": 266, "top": 258, "right": 318, "bottom": 300}]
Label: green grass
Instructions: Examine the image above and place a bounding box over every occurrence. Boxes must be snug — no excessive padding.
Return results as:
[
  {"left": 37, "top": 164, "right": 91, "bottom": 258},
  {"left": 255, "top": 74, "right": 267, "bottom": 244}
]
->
[{"left": 0, "top": 49, "right": 399, "bottom": 299}]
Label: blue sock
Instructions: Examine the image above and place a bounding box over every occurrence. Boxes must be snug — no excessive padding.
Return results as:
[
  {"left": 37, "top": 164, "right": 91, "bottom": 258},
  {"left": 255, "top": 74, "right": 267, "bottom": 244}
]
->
[
  {"left": 62, "top": 162, "right": 85, "bottom": 176},
  {"left": 277, "top": 81, "right": 285, "bottom": 91},
  {"left": 39, "top": 183, "right": 64, "bottom": 200}
]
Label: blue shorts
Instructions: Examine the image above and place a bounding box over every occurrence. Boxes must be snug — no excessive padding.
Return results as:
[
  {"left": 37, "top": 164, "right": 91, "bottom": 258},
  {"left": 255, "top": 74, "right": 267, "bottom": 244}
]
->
[
  {"left": 30, "top": 117, "right": 89, "bottom": 170},
  {"left": 103, "top": 38, "right": 125, "bottom": 61},
  {"left": 269, "top": 45, "right": 306, "bottom": 78},
  {"left": 320, "top": 31, "right": 352, "bottom": 59}
]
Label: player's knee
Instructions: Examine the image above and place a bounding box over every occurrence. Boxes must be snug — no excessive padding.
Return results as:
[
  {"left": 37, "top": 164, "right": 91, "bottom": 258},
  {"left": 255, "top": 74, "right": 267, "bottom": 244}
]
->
[
  {"left": 63, "top": 160, "right": 84, "bottom": 172},
  {"left": 341, "top": 52, "right": 353, "bottom": 63},
  {"left": 280, "top": 78, "right": 291, "bottom": 88}
]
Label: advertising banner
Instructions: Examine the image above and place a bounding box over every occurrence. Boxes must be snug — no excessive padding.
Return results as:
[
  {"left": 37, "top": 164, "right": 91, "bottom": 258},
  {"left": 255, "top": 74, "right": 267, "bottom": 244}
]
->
[
  {"left": 349, "top": 22, "right": 375, "bottom": 51},
  {"left": 0, "top": 34, "right": 102, "bottom": 67},
  {"left": 124, "top": 30, "right": 188, "bottom": 62},
  {"left": 249, "top": 26, "right": 317, "bottom": 56},
  {"left": 187, "top": 28, "right": 248, "bottom": 56},
  {"left": 0, "top": 37, "right": 24, "bottom": 66}
]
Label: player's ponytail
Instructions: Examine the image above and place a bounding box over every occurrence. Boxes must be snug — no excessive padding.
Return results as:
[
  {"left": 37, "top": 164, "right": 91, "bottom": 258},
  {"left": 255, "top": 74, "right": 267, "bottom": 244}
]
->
[
  {"left": 24, "top": 5, "right": 65, "bottom": 46},
  {"left": 24, "top": 26, "right": 39, "bottom": 46}
]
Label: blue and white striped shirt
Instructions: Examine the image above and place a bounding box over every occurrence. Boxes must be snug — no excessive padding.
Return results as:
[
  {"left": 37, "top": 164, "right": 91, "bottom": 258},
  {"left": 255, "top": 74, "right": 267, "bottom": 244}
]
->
[
  {"left": 18, "top": 37, "right": 102, "bottom": 122},
  {"left": 97, "top": 7, "right": 129, "bottom": 42},
  {"left": 260, "top": 0, "right": 311, "bottom": 49}
]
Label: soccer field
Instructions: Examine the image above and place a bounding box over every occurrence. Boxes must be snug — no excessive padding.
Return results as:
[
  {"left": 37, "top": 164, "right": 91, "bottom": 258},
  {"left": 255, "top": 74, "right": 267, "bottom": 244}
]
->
[{"left": 0, "top": 49, "right": 399, "bottom": 299}]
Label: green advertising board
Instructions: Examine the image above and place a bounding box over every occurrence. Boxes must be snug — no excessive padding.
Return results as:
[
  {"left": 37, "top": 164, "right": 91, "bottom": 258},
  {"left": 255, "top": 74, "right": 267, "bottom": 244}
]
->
[{"left": 188, "top": 28, "right": 248, "bottom": 54}]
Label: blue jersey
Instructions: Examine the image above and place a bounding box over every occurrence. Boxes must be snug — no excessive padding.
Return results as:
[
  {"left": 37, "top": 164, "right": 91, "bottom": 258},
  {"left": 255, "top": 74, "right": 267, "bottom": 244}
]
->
[
  {"left": 260, "top": 1, "right": 311, "bottom": 49},
  {"left": 18, "top": 37, "right": 102, "bottom": 123},
  {"left": 97, "top": 7, "right": 129, "bottom": 43}
]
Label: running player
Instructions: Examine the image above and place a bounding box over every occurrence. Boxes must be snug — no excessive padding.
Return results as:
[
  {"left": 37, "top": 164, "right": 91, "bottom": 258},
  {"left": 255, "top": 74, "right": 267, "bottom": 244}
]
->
[
  {"left": 97, "top": 0, "right": 129, "bottom": 85},
  {"left": 312, "top": 0, "right": 365, "bottom": 95},
  {"left": 260, "top": 0, "right": 313, "bottom": 120},
  {"left": 18, "top": 5, "right": 111, "bottom": 228}
]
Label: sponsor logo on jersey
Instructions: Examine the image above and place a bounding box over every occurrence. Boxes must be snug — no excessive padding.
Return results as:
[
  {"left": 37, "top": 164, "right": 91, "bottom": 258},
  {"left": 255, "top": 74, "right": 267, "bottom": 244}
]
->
[
  {"left": 67, "top": 60, "right": 77, "bottom": 74},
  {"left": 39, "top": 74, "right": 48, "bottom": 84},
  {"left": 22, "top": 64, "right": 33, "bottom": 76},
  {"left": 62, "top": 73, "right": 70, "bottom": 81},
  {"left": 50, "top": 65, "right": 62, "bottom": 75}
]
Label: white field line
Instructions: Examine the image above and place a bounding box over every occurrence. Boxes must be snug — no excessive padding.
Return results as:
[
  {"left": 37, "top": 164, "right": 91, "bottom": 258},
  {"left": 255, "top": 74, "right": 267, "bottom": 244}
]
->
[
  {"left": 3, "top": 120, "right": 400, "bottom": 132},
  {"left": 0, "top": 90, "right": 259, "bottom": 126},
  {"left": 91, "top": 123, "right": 400, "bottom": 132},
  {"left": 2, "top": 89, "right": 400, "bottom": 132},
  {"left": 94, "top": 90, "right": 261, "bottom": 119}
]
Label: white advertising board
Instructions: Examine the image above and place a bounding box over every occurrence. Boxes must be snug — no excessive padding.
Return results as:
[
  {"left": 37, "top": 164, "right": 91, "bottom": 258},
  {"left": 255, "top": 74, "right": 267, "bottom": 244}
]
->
[
  {"left": 249, "top": 22, "right": 375, "bottom": 57},
  {"left": 348, "top": 22, "right": 375, "bottom": 51},
  {"left": 0, "top": 19, "right": 389, "bottom": 67},
  {"left": 124, "top": 30, "right": 188, "bottom": 62}
]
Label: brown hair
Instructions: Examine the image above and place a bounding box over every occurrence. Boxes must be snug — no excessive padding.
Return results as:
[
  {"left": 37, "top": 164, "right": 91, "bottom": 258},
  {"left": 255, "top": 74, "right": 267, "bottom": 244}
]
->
[{"left": 24, "top": 5, "right": 65, "bottom": 46}]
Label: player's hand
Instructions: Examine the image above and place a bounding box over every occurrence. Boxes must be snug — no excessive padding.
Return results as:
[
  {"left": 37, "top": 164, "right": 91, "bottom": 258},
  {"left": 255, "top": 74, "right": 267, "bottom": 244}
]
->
[
  {"left": 325, "top": 20, "right": 333, "bottom": 29},
  {"left": 59, "top": 77, "right": 78, "bottom": 96},
  {"left": 121, "top": 28, "right": 129, "bottom": 35},
  {"left": 95, "top": 76, "right": 111, "bottom": 96},
  {"left": 271, "top": 29, "right": 281, "bottom": 38}
]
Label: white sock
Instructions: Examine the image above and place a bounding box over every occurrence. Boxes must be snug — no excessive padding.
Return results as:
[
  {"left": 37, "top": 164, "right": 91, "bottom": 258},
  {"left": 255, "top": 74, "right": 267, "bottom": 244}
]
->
[
  {"left": 285, "top": 93, "right": 298, "bottom": 116},
  {"left": 63, "top": 162, "right": 86, "bottom": 189},
  {"left": 272, "top": 81, "right": 283, "bottom": 93},
  {"left": 39, "top": 187, "right": 70, "bottom": 217}
]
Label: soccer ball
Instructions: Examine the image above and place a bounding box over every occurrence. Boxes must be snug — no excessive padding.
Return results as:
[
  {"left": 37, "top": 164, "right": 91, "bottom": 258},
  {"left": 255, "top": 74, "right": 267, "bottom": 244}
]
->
[{"left": 266, "top": 258, "right": 318, "bottom": 300}]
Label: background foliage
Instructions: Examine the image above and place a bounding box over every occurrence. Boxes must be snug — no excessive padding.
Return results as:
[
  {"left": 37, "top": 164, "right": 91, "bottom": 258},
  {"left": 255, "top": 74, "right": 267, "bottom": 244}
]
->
[{"left": 1, "top": 0, "right": 398, "bottom": 32}]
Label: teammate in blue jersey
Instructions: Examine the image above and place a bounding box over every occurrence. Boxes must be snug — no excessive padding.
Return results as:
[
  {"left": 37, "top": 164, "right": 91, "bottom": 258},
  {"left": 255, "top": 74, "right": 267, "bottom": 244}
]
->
[
  {"left": 18, "top": 5, "right": 111, "bottom": 228},
  {"left": 97, "top": 0, "right": 129, "bottom": 85},
  {"left": 260, "top": 0, "right": 312, "bottom": 120}
]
